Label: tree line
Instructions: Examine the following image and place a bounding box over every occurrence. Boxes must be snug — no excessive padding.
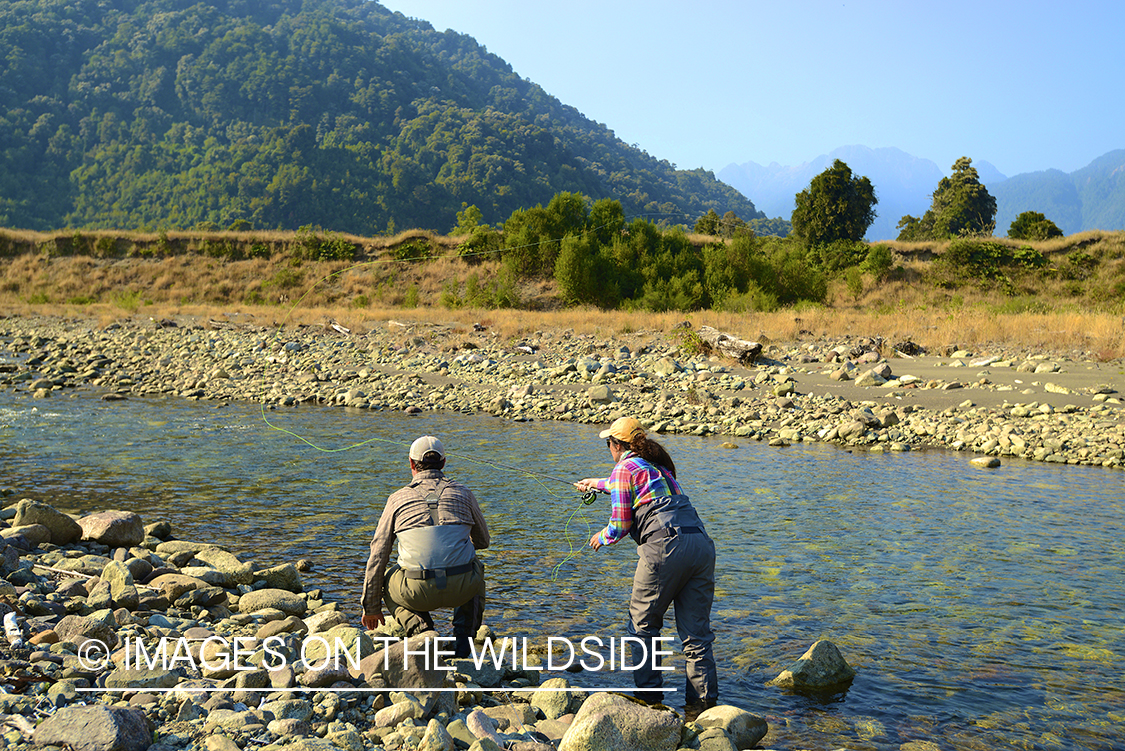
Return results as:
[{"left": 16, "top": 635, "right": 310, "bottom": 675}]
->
[{"left": 0, "top": 0, "right": 761, "bottom": 234}]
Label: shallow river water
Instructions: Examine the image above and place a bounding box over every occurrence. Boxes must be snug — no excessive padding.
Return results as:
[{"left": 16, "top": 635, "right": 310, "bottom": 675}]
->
[{"left": 1, "top": 389, "right": 1123, "bottom": 750}]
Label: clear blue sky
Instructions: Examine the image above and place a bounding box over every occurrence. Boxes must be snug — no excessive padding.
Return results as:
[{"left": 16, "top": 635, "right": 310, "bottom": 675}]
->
[{"left": 378, "top": 0, "right": 1123, "bottom": 178}]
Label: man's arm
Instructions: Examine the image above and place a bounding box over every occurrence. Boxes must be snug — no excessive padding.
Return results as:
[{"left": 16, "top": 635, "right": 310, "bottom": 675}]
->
[
  {"left": 360, "top": 502, "right": 396, "bottom": 626},
  {"left": 467, "top": 487, "right": 490, "bottom": 550}
]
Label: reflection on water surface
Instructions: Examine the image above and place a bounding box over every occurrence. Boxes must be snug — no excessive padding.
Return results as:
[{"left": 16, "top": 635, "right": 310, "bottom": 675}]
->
[{"left": 1, "top": 392, "right": 1123, "bottom": 749}]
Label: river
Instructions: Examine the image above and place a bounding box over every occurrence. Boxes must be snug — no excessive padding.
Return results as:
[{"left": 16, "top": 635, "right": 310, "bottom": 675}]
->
[{"left": 1, "top": 388, "right": 1122, "bottom": 750}]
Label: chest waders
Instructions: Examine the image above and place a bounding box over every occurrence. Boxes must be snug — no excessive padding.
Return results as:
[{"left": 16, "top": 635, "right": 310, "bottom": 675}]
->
[
  {"left": 395, "top": 478, "right": 476, "bottom": 591},
  {"left": 622, "top": 462, "right": 717, "bottom": 708}
]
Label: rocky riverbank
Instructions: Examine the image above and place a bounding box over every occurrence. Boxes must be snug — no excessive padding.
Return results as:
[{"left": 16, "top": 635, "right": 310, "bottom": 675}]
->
[
  {"left": 0, "top": 498, "right": 787, "bottom": 751},
  {"left": 1, "top": 313, "right": 1123, "bottom": 469}
]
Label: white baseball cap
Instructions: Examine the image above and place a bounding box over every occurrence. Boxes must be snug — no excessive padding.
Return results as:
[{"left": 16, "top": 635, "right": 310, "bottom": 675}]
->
[{"left": 409, "top": 435, "right": 445, "bottom": 461}]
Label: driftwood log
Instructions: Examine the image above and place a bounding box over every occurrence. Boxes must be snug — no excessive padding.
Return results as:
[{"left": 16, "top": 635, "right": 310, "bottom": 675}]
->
[{"left": 697, "top": 326, "right": 763, "bottom": 364}]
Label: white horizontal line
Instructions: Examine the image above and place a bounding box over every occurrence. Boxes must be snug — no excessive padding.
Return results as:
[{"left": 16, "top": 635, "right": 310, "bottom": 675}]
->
[{"left": 77, "top": 687, "right": 675, "bottom": 693}]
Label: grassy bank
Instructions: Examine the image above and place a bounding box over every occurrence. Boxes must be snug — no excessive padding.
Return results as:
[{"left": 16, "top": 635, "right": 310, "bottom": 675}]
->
[{"left": 1, "top": 227, "right": 1123, "bottom": 360}]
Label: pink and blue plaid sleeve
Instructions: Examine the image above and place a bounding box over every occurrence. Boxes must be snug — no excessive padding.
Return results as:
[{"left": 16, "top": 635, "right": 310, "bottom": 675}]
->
[{"left": 597, "top": 463, "right": 636, "bottom": 545}]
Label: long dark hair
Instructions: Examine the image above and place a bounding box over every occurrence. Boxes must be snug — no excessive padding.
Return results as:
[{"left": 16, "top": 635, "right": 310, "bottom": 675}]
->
[{"left": 614, "top": 435, "right": 676, "bottom": 478}]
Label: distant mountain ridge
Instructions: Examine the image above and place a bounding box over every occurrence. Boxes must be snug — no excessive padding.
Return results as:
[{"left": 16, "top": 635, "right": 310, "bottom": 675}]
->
[{"left": 720, "top": 147, "right": 1125, "bottom": 239}]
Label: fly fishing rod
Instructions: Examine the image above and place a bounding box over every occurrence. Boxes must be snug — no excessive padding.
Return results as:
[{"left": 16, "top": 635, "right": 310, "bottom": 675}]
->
[{"left": 450, "top": 454, "right": 606, "bottom": 505}]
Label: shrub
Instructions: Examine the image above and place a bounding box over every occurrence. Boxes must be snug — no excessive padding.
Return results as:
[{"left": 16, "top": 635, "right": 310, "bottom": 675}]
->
[
  {"left": 715, "top": 281, "right": 779, "bottom": 313},
  {"left": 394, "top": 239, "right": 432, "bottom": 262},
  {"left": 248, "top": 242, "right": 272, "bottom": 259},
  {"left": 295, "top": 225, "right": 356, "bottom": 261},
  {"left": 807, "top": 238, "right": 868, "bottom": 274},
  {"left": 845, "top": 267, "right": 864, "bottom": 301},
  {"left": 862, "top": 243, "right": 894, "bottom": 280},
  {"left": 95, "top": 236, "right": 119, "bottom": 258},
  {"left": 270, "top": 267, "right": 304, "bottom": 289},
  {"left": 71, "top": 231, "right": 90, "bottom": 255},
  {"left": 111, "top": 289, "right": 146, "bottom": 312},
  {"left": 439, "top": 279, "right": 461, "bottom": 309},
  {"left": 457, "top": 226, "right": 502, "bottom": 264},
  {"left": 1011, "top": 246, "right": 1048, "bottom": 270},
  {"left": 1059, "top": 251, "right": 1097, "bottom": 280},
  {"left": 403, "top": 284, "right": 419, "bottom": 308},
  {"left": 1008, "top": 211, "right": 1063, "bottom": 241}
]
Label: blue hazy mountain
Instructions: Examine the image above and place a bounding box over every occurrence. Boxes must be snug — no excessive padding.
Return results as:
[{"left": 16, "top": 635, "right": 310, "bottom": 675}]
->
[{"left": 721, "top": 146, "right": 1125, "bottom": 239}]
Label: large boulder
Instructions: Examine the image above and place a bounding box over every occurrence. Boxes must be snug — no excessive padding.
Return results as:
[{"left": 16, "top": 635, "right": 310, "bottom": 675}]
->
[
  {"left": 79, "top": 510, "right": 145, "bottom": 548},
  {"left": 4, "top": 524, "right": 51, "bottom": 547},
  {"left": 14, "top": 499, "right": 81, "bottom": 545},
  {"left": 253, "top": 563, "right": 303, "bottom": 593},
  {"left": 558, "top": 693, "right": 681, "bottom": 751},
  {"left": 54, "top": 612, "right": 119, "bottom": 650},
  {"left": 33, "top": 705, "right": 151, "bottom": 751},
  {"left": 100, "top": 560, "right": 139, "bottom": 610},
  {"left": 530, "top": 677, "right": 585, "bottom": 720},
  {"left": 148, "top": 573, "right": 210, "bottom": 602},
  {"left": 192, "top": 547, "right": 255, "bottom": 586},
  {"left": 237, "top": 588, "right": 306, "bottom": 616},
  {"left": 378, "top": 630, "right": 456, "bottom": 717},
  {"left": 694, "top": 705, "right": 768, "bottom": 749},
  {"left": 767, "top": 639, "right": 856, "bottom": 689}
]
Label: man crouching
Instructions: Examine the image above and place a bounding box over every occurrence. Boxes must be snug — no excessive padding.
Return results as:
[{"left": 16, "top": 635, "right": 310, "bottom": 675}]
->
[{"left": 361, "top": 435, "right": 489, "bottom": 658}]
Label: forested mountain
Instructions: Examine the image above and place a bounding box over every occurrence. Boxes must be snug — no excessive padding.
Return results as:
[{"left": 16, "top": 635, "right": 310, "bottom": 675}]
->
[
  {"left": 993, "top": 150, "right": 1125, "bottom": 236},
  {"left": 0, "top": 0, "right": 762, "bottom": 233}
]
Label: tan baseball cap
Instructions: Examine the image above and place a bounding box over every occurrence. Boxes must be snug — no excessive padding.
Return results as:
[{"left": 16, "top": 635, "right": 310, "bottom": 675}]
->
[
  {"left": 409, "top": 435, "right": 445, "bottom": 461},
  {"left": 599, "top": 416, "right": 646, "bottom": 442}
]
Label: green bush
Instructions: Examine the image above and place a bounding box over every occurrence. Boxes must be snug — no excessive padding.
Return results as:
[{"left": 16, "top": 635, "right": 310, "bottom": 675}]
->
[
  {"left": 248, "top": 242, "right": 272, "bottom": 259},
  {"left": 71, "top": 231, "right": 90, "bottom": 255},
  {"left": 862, "top": 243, "right": 894, "bottom": 280},
  {"left": 807, "top": 238, "right": 868, "bottom": 274},
  {"left": 1008, "top": 211, "right": 1063, "bottom": 241},
  {"left": 1059, "top": 251, "right": 1097, "bottom": 280},
  {"left": 1011, "top": 246, "right": 1048, "bottom": 269},
  {"left": 296, "top": 225, "right": 357, "bottom": 261},
  {"left": 270, "top": 267, "right": 304, "bottom": 289},
  {"left": 111, "top": 289, "right": 146, "bottom": 312},
  {"left": 403, "top": 284, "right": 420, "bottom": 308},
  {"left": 394, "top": 239, "right": 432, "bottom": 262},
  {"left": 715, "top": 281, "right": 779, "bottom": 313},
  {"left": 95, "top": 236, "right": 119, "bottom": 258},
  {"left": 439, "top": 279, "right": 461, "bottom": 309},
  {"left": 845, "top": 267, "right": 864, "bottom": 301},
  {"left": 457, "top": 226, "right": 502, "bottom": 264}
]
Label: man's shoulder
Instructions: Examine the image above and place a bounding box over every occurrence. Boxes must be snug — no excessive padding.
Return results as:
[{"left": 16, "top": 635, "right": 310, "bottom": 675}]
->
[{"left": 386, "top": 475, "right": 474, "bottom": 499}]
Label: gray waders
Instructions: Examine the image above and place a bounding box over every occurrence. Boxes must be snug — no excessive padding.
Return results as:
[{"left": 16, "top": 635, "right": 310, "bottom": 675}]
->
[
  {"left": 385, "top": 479, "right": 484, "bottom": 657},
  {"left": 627, "top": 493, "right": 717, "bottom": 707}
]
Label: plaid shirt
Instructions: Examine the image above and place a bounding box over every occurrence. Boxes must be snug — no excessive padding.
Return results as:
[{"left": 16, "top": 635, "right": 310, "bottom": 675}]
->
[{"left": 594, "top": 450, "right": 683, "bottom": 546}]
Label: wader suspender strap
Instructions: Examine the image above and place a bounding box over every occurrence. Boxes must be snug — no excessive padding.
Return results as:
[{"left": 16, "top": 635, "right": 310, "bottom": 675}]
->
[
  {"left": 635, "top": 461, "right": 704, "bottom": 543},
  {"left": 422, "top": 478, "right": 450, "bottom": 589}
]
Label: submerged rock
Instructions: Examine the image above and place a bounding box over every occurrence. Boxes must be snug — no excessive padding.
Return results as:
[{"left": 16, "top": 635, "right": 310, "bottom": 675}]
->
[{"left": 767, "top": 639, "right": 856, "bottom": 689}]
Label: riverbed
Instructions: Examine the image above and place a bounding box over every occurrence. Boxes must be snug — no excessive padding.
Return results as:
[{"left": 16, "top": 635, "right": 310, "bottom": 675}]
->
[{"left": 2, "top": 388, "right": 1122, "bottom": 750}]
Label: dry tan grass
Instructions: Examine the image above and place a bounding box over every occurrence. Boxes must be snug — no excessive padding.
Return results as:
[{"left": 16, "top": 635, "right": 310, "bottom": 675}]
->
[{"left": 3, "top": 229, "right": 1125, "bottom": 360}]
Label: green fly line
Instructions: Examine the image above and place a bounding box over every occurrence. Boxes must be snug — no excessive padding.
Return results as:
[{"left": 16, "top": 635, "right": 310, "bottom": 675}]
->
[{"left": 253, "top": 210, "right": 690, "bottom": 571}]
